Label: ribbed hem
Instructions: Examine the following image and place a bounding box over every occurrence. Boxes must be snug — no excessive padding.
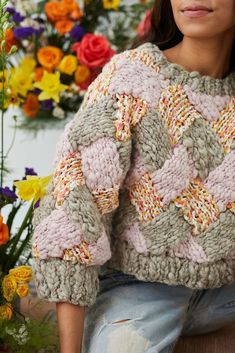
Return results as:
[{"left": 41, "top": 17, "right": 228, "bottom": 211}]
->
[
  {"left": 107, "top": 240, "right": 235, "bottom": 289},
  {"left": 138, "top": 42, "right": 235, "bottom": 96},
  {"left": 32, "top": 258, "right": 99, "bottom": 307}
]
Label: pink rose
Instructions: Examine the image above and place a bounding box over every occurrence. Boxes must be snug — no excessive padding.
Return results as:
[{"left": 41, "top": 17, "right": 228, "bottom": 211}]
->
[
  {"left": 137, "top": 9, "right": 152, "bottom": 37},
  {"left": 72, "top": 33, "right": 116, "bottom": 69}
]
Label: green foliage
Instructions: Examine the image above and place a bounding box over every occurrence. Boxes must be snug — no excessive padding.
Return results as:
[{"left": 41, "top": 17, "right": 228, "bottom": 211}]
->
[{"left": 0, "top": 311, "right": 59, "bottom": 352}]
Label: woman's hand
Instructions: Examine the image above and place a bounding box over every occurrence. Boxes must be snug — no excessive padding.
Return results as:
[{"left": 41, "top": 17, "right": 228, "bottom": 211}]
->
[{"left": 56, "top": 302, "right": 85, "bottom": 353}]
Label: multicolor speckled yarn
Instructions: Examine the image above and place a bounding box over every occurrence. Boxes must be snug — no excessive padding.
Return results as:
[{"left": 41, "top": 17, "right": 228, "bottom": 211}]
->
[{"left": 32, "top": 42, "right": 235, "bottom": 306}]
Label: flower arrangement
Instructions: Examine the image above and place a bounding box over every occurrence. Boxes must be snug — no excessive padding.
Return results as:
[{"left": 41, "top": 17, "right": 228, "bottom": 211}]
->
[
  {"left": 0, "top": 1, "right": 153, "bottom": 350},
  {"left": 3, "top": 0, "right": 152, "bottom": 130},
  {"left": 0, "top": 1, "right": 58, "bottom": 350},
  {"left": 0, "top": 176, "right": 59, "bottom": 353},
  {"left": 0, "top": 167, "right": 54, "bottom": 348}
]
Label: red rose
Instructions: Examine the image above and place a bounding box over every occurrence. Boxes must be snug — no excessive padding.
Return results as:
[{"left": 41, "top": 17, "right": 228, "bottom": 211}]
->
[
  {"left": 72, "top": 33, "right": 116, "bottom": 69},
  {"left": 137, "top": 9, "right": 152, "bottom": 37}
]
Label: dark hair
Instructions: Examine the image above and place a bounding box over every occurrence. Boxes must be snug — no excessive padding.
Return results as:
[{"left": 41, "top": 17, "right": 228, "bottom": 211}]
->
[{"left": 131, "top": 0, "right": 235, "bottom": 71}]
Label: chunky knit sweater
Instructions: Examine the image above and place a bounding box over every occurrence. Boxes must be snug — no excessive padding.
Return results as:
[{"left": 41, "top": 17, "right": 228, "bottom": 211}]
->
[{"left": 32, "top": 42, "right": 235, "bottom": 306}]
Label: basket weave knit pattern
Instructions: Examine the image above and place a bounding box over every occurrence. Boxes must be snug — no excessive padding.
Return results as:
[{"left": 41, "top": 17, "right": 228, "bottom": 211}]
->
[{"left": 32, "top": 43, "right": 235, "bottom": 306}]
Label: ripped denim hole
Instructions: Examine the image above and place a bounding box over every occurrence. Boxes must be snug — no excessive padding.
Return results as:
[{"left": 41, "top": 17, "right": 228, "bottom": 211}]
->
[{"left": 112, "top": 319, "right": 132, "bottom": 324}]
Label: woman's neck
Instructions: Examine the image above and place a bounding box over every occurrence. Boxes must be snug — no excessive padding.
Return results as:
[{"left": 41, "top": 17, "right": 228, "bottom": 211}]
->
[{"left": 163, "top": 33, "right": 234, "bottom": 79}]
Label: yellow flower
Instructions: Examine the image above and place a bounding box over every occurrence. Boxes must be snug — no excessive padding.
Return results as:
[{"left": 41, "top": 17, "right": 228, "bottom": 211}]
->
[
  {"left": 9, "top": 265, "right": 33, "bottom": 283},
  {"left": 10, "top": 67, "right": 34, "bottom": 97},
  {"left": 14, "top": 175, "right": 52, "bottom": 205},
  {"left": 103, "top": 0, "right": 120, "bottom": 10},
  {"left": 16, "top": 284, "right": 29, "bottom": 297},
  {"left": 20, "top": 56, "right": 37, "bottom": 74},
  {"left": 2, "top": 274, "right": 17, "bottom": 302},
  {"left": 0, "top": 303, "right": 13, "bottom": 320},
  {"left": 59, "top": 55, "right": 77, "bottom": 75},
  {"left": 3, "top": 92, "right": 20, "bottom": 109},
  {"left": 34, "top": 71, "right": 68, "bottom": 103},
  {"left": 0, "top": 70, "right": 9, "bottom": 91}
]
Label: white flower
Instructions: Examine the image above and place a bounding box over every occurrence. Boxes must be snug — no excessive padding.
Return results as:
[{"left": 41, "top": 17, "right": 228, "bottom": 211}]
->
[
  {"left": 70, "top": 83, "right": 81, "bottom": 93},
  {"left": 5, "top": 324, "right": 29, "bottom": 345},
  {"left": 13, "top": 0, "right": 41, "bottom": 15},
  {"left": 21, "top": 18, "right": 41, "bottom": 30},
  {"left": 53, "top": 106, "right": 65, "bottom": 120},
  {"left": 60, "top": 91, "right": 74, "bottom": 99}
]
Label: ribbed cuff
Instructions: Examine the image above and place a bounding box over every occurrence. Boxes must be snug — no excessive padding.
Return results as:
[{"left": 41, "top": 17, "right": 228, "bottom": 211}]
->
[{"left": 32, "top": 258, "right": 99, "bottom": 307}]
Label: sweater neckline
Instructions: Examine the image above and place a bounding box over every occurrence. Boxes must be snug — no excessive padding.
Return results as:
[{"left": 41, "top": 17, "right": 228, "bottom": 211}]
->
[{"left": 139, "top": 42, "right": 235, "bottom": 96}]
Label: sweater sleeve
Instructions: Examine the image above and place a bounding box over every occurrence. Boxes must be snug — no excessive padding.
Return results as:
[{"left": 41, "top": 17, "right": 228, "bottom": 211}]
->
[{"left": 31, "top": 56, "right": 132, "bottom": 306}]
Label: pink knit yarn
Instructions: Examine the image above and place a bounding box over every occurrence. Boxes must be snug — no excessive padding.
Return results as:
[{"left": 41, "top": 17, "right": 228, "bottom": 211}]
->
[
  {"left": 88, "top": 231, "right": 112, "bottom": 265},
  {"left": 169, "top": 235, "right": 208, "bottom": 263},
  {"left": 151, "top": 144, "right": 198, "bottom": 205},
  {"left": 184, "top": 85, "right": 230, "bottom": 122},
  {"left": 53, "top": 119, "right": 76, "bottom": 167},
  {"left": 108, "top": 58, "right": 168, "bottom": 108},
  {"left": 205, "top": 150, "right": 235, "bottom": 211},
  {"left": 80, "top": 137, "right": 123, "bottom": 191},
  {"left": 33, "top": 208, "right": 84, "bottom": 259}
]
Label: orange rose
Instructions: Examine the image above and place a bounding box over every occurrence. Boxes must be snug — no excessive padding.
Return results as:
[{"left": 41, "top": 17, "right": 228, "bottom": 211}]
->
[
  {"left": 37, "top": 46, "right": 63, "bottom": 70},
  {"left": 0, "top": 214, "right": 9, "bottom": 245},
  {"left": 75, "top": 65, "right": 91, "bottom": 84},
  {"left": 70, "top": 6, "right": 83, "bottom": 20},
  {"left": 55, "top": 20, "right": 73, "bottom": 35},
  {"left": 72, "top": 34, "right": 116, "bottom": 69},
  {"left": 76, "top": 68, "right": 100, "bottom": 90},
  {"left": 2, "top": 28, "right": 17, "bottom": 54},
  {"left": 22, "top": 94, "right": 39, "bottom": 118},
  {"left": 62, "top": 0, "right": 78, "bottom": 11},
  {"left": 16, "top": 284, "right": 29, "bottom": 298},
  {"left": 0, "top": 303, "right": 13, "bottom": 320},
  {"left": 61, "top": 0, "right": 83, "bottom": 20},
  {"left": 45, "top": 1, "right": 69, "bottom": 22}
]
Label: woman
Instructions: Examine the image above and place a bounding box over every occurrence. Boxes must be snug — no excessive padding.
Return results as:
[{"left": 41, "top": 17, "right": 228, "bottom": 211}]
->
[{"left": 31, "top": 1, "right": 235, "bottom": 352}]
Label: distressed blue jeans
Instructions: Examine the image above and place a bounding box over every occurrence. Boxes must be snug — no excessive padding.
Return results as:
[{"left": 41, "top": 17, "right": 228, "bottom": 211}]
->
[{"left": 82, "top": 267, "right": 235, "bottom": 353}]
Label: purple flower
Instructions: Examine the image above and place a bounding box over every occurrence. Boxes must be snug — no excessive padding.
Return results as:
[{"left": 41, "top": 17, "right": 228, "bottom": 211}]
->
[
  {"left": 25, "top": 167, "right": 38, "bottom": 177},
  {"left": 34, "top": 199, "right": 40, "bottom": 209},
  {"left": 41, "top": 99, "right": 53, "bottom": 110},
  {"left": 7, "top": 7, "right": 25, "bottom": 22},
  {"left": 34, "top": 27, "right": 45, "bottom": 36},
  {"left": 33, "top": 88, "right": 41, "bottom": 95},
  {"left": 6, "top": 7, "right": 15, "bottom": 14},
  {"left": 13, "top": 12, "right": 25, "bottom": 23},
  {"left": 14, "top": 27, "right": 35, "bottom": 39},
  {"left": 70, "top": 25, "right": 85, "bottom": 42},
  {"left": 0, "top": 186, "right": 18, "bottom": 201}
]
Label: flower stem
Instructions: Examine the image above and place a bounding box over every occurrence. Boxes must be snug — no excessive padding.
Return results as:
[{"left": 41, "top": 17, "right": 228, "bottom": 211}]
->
[
  {"left": 0, "top": 0, "right": 7, "bottom": 189},
  {"left": 4, "top": 201, "right": 34, "bottom": 272}
]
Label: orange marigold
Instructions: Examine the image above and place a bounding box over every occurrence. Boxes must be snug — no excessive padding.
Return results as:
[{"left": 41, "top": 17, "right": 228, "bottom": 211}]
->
[
  {"left": 37, "top": 46, "right": 63, "bottom": 70},
  {"left": 0, "top": 214, "right": 9, "bottom": 245},
  {"left": 22, "top": 94, "right": 39, "bottom": 118},
  {"left": 55, "top": 19, "right": 73, "bottom": 35},
  {"left": 45, "top": 1, "right": 69, "bottom": 22}
]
